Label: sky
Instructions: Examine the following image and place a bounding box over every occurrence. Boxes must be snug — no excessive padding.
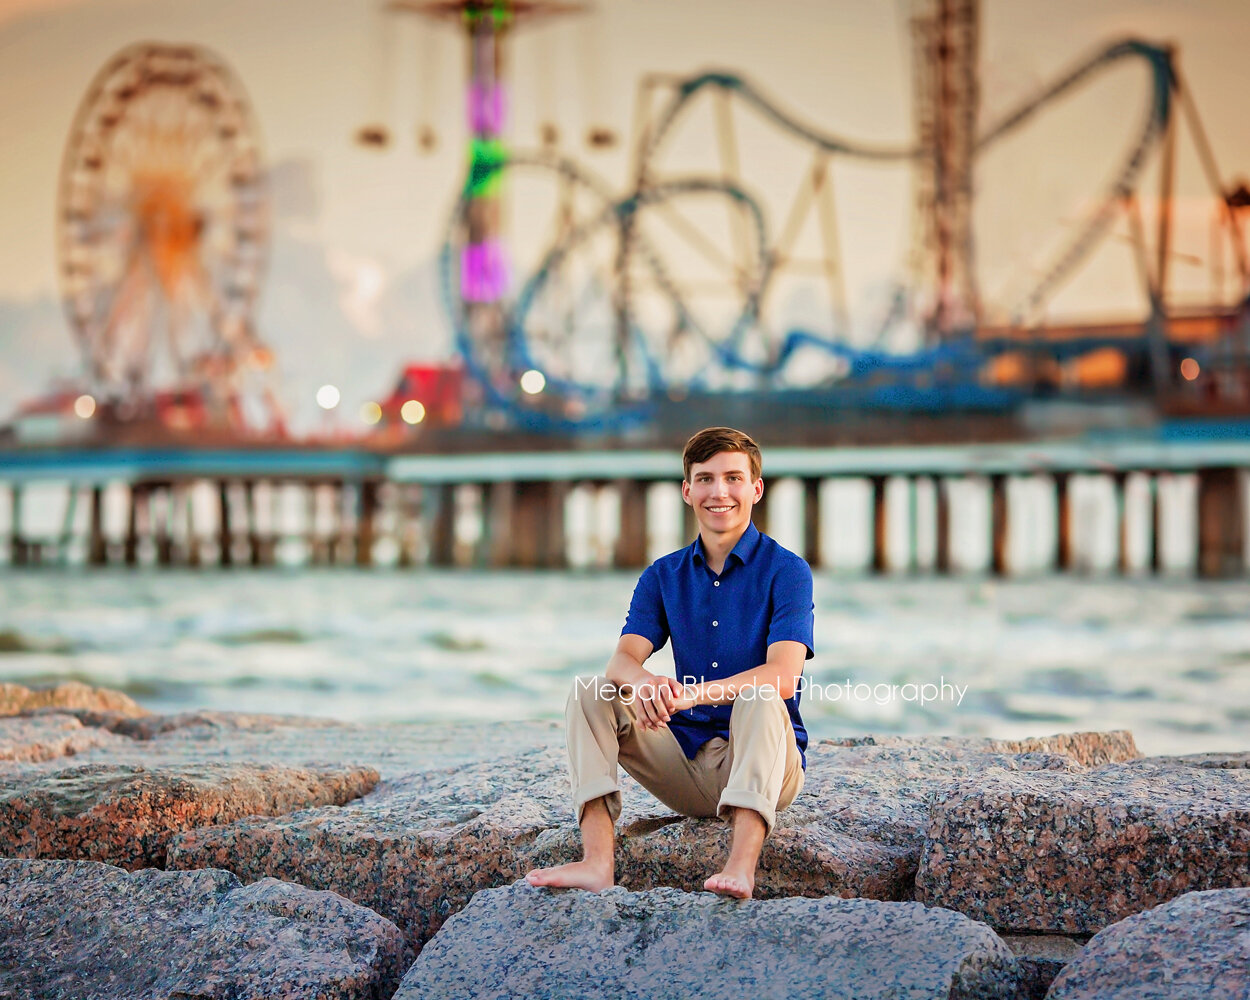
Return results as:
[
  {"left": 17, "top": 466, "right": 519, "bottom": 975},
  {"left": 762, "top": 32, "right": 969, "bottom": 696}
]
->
[{"left": 2, "top": 0, "right": 1249, "bottom": 431}]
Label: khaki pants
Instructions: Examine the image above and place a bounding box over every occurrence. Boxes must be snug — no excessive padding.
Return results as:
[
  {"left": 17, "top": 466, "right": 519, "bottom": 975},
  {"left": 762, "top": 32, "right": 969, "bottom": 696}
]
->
[{"left": 564, "top": 674, "right": 805, "bottom": 838}]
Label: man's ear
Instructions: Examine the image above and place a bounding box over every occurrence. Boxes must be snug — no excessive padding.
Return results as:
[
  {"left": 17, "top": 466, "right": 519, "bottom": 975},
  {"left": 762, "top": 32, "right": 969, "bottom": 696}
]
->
[
  {"left": 752, "top": 477, "right": 764, "bottom": 504},
  {"left": 681, "top": 479, "right": 692, "bottom": 505}
]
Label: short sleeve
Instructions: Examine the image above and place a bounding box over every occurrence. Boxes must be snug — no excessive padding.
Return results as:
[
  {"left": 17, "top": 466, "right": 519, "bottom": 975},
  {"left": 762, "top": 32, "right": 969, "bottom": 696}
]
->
[
  {"left": 766, "top": 555, "right": 814, "bottom": 659},
  {"left": 621, "top": 563, "right": 670, "bottom": 650}
]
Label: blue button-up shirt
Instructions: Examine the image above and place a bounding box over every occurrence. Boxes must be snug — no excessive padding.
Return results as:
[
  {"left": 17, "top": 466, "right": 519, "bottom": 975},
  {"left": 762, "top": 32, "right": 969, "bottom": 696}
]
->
[{"left": 621, "top": 522, "right": 813, "bottom": 768}]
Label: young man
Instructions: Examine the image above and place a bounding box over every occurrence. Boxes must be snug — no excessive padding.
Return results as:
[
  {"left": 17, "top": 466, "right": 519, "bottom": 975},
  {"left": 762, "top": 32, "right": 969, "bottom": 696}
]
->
[{"left": 526, "top": 426, "right": 812, "bottom": 899}]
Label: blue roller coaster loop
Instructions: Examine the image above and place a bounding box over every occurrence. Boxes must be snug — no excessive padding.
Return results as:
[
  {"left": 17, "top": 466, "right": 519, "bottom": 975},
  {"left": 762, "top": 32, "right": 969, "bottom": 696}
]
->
[{"left": 439, "top": 38, "right": 1178, "bottom": 431}]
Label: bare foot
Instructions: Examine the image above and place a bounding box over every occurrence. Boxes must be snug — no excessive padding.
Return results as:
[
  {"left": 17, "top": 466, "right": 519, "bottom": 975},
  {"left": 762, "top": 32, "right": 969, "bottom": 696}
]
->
[
  {"left": 703, "top": 868, "right": 754, "bottom": 899},
  {"left": 525, "top": 860, "right": 614, "bottom": 892}
]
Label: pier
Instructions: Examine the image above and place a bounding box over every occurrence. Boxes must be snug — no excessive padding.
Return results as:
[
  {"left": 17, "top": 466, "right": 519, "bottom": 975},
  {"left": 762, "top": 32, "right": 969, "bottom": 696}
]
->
[{"left": 2, "top": 427, "right": 1247, "bottom": 577}]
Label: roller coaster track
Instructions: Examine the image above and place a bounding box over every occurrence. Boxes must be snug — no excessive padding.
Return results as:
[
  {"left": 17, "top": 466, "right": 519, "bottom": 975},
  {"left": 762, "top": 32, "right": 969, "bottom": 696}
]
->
[{"left": 442, "top": 38, "right": 1188, "bottom": 426}]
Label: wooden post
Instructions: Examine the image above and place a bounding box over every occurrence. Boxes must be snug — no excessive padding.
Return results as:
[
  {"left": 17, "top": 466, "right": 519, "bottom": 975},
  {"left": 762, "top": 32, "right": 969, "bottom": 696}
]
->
[
  {"left": 614, "top": 479, "right": 648, "bottom": 569},
  {"left": 990, "top": 474, "right": 1009, "bottom": 576},
  {"left": 154, "top": 485, "right": 174, "bottom": 566},
  {"left": 89, "top": 485, "right": 107, "bottom": 566},
  {"left": 935, "top": 477, "right": 951, "bottom": 574},
  {"left": 396, "top": 485, "right": 420, "bottom": 568},
  {"left": 1149, "top": 472, "right": 1162, "bottom": 574},
  {"left": 218, "top": 481, "right": 233, "bottom": 567},
  {"left": 870, "top": 475, "right": 888, "bottom": 574},
  {"left": 10, "top": 485, "right": 26, "bottom": 567},
  {"left": 904, "top": 476, "right": 917, "bottom": 573},
  {"left": 1113, "top": 472, "right": 1130, "bottom": 575},
  {"left": 356, "top": 480, "right": 378, "bottom": 568},
  {"left": 1197, "top": 466, "right": 1245, "bottom": 578},
  {"left": 486, "top": 480, "right": 516, "bottom": 568},
  {"left": 58, "top": 484, "right": 79, "bottom": 565},
  {"left": 512, "top": 481, "right": 542, "bottom": 568},
  {"left": 429, "top": 483, "right": 456, "bottom": 567},
  {"left": 803, "top": 478, "right": 822, "bottom": 568},
  {"left": 306, "top": 485, "right": 323, "bottom": 566},
  {"left": 549, "top": 481, "right": 570, "bottom": 568},
  {"left": 186, "top": 486, "right": 202, "bottom": 568},
  {"left": 1054, "top": 473, "right": 1073, "bottom": 572},
  {"left": 124, "top": 484, "right": 141, "bottom": 567},
  {"left": 510, "top": 481, "right": 565, "bottom": 568},
  {"left": 243, "top": 480, "right": 262, "bottom": 567}
]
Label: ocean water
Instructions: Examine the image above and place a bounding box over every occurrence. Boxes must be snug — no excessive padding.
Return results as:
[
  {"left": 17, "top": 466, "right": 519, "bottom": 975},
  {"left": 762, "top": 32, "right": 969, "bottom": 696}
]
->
[{"left": 1, "top": 568, "right": 1247, "bottom": 757}]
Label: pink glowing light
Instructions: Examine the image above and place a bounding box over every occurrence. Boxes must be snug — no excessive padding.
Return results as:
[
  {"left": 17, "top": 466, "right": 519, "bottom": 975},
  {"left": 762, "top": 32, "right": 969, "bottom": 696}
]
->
[
  {"left": 461, "top": 240, "right": 509, "bottom": 302},
  {"left": 468, "top": 82, "right": 506, "bottom": 134}
]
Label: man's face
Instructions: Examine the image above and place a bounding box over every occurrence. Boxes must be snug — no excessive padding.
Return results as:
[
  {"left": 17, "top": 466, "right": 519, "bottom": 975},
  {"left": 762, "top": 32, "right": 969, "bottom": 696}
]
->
[{"left": 681, "top": 450, "right": 762, "bottom": 538}]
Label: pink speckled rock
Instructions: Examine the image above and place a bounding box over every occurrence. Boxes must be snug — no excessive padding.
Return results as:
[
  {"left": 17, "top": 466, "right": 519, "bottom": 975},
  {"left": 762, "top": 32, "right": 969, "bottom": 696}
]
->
[
  {"left": 0, "top": 858, "right": 410, "bottom": 999},
  {"left": 0, "top": 680, "right": 149, "bottom": 718},
  {"left": 915, "top": 758, "right": 1250, "bottom": 934},
  {"left": 0, "top": 713, "right": 130, "bottom": 763},
  {"left": 19, "top": 706, "right": 562, "bottom": 778},
  {"left": 1047, "top": 888, "right": 1250, "bottom": 999},
  {"left": 168, "top": 748, "right": 572, "bottom": 954},
  {"left": 820, "top": 730, "right": 1140, "bottom": 767},
  {"left": 999, "top": 935, "right": 1084, "bottom": 1000},
  {"left": 168, "top": 737, "right": 1103, "bottom": 954},
  {"left": 395, "top": 880, "right": 1025, "bottom": 1000},
  {"left": 0, "top": 760, "right": 379, "bottom": 869}
]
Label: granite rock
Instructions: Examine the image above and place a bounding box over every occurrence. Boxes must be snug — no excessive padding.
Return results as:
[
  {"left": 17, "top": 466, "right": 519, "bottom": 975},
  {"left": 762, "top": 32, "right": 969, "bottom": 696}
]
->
[
  {"left": 0, "top": 680, "right": 149, "bottom": 718},
  {"left": 0, "top": 858, "right": 410, "bottom": 999},
  {"left": 169, "top": 748, "right": 574, "bottom": 952},
  {"left": 13, "top": 705, "right": 563, "bottom": 779},
  {"left": 915, "top": 759, "right": 1250, "bottom": 933},
  {"left": 0, "top": 760, "right": 379, "bottom": 869},
  {"left": 0, "top": 713, "right": 131, "bottom": 763},
  {"left": 396, "top": 880, "right": 1025, "bottom": 1000},
  {"left": 527, "top": 742, "right": 1088, "bottom": 903},
  {"left": 169, "top": 738, "right": 1102, "bottom": 953},
  {"left": 998, "top": 936, "right": 1084, "bottom": 1000},
  {"left": 1139, "top": 750, "right": 1250, "bottom": 769},
  {"left": 822, "top": 730, "right": 1139, "bottom": 768},
  {"left": 1046, "top": 888, "right": 1250, "bottom": 999}
]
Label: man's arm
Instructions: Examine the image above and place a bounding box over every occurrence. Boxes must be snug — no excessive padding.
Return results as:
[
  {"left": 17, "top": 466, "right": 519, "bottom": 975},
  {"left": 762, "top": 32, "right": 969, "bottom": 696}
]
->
[
  {"left": 673, "top": 640, "right": 807, "bottom": 708},
  {"left": 605, "top": 633, "right": 685, "bottom": 730}
]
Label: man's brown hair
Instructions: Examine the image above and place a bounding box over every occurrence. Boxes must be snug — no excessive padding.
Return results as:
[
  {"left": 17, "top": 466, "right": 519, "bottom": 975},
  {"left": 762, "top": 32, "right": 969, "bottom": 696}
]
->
[{"left": 682, "top": 427, "right": 763, "bottom": 482}]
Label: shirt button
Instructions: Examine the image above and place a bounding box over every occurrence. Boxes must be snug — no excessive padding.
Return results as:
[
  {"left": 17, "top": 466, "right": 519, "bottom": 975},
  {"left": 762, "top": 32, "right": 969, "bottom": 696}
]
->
[
  {"left": 713, "top": 581, "right": 720, "bottom": 587},
  {"left": 712, "top": 662, "right": 718, "bottom": 668},
  {"left": 712, "top": 621, "right": 718, "bottom": 627}
]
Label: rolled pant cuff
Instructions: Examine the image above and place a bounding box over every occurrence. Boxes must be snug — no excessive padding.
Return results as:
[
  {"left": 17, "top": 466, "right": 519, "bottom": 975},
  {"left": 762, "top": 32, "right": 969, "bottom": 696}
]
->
[
  {"left": 573, "top": 777, "right": 621, "bottom": 825},
  {"left": 717, "top": 789, "right": 777, "bottom": 838}
]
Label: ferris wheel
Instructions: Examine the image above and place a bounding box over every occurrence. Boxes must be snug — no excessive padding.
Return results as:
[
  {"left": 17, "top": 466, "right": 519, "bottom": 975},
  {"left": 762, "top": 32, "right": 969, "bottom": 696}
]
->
[{"left": 56, "top": 43, "right": 274, "bottom": 426}]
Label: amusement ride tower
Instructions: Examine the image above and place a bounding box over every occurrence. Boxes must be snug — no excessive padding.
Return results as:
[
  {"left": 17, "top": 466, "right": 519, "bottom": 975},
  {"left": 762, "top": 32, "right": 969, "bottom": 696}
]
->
[{"left": 388, "top": 1, "right": 583, "bottom": 415}]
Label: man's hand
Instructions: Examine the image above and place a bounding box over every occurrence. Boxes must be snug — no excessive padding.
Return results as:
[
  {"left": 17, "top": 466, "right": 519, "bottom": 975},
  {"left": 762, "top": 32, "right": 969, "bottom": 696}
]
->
[{"left": 632, "top": 673, "right": 687, "bottom": 731}]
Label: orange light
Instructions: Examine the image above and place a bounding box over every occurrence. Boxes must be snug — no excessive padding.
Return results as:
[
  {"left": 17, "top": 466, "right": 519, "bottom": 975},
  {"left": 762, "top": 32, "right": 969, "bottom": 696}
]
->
[{"left": 1180, "top": 357, "right": 1200, "bottom": 381}]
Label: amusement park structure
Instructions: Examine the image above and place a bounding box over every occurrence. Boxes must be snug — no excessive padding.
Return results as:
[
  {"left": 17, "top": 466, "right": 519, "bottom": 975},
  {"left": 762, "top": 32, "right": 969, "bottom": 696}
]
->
[
  {"left": 370, "top": 0, "right": 1250, "bottom": 442},
  {"left": 12, "top": 0, "right": 1250, "bottom": 449},
  {"left": 46, "top": 42, "right": 284, "bottom": 441}
]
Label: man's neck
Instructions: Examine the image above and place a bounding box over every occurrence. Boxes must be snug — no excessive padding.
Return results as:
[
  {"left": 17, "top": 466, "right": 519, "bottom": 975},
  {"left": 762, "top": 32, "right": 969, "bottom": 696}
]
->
[{"left": 700, "top": 523, "right": 749, "bottom": 575}]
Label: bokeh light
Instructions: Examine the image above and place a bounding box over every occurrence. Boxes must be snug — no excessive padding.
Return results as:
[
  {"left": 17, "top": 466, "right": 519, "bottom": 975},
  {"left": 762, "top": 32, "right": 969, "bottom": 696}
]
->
[
  {"left": 316, "top": 384, "right": 341, "bottom": 409},
  {"left": 520, "top": 369, "right": 546, "bottom": 395},
  {"left": 401, "top": 399, "right": 426, "bottom": 424}
]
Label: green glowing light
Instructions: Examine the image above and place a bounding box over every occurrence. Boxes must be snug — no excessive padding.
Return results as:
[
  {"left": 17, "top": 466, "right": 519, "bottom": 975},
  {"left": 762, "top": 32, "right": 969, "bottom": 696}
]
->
[{"left": 465, "top": 138, "right": 507, "bottom": 198}]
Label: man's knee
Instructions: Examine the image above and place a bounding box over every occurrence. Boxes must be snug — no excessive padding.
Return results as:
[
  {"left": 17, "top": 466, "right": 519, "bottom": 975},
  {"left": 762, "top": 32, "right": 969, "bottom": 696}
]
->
[
  {"left": 729, "top": 685, "right": 788, "bottom": 725},
  {"left": 567, "top": 674, "right": 620, "bottom": 715}
]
